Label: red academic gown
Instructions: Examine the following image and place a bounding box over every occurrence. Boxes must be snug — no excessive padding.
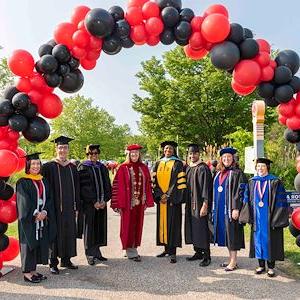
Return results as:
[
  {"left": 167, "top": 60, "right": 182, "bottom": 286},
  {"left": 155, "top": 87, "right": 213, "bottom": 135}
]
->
[{"left": 111, "top": 162, "right": 154, "bottom": 249}]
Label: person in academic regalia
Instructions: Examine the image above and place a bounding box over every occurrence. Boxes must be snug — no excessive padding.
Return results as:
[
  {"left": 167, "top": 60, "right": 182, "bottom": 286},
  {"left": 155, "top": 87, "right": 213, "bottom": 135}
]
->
[
  {"left": 185, "top": 144, "right": 213, "bottom": 267},
  {"left": 16, "top": 153, "right": 56, "bottom": 283},
  {"left": 239, "top": 158, "right": 289, "bottom": 277},
  {"left": 152, "top": 141, "right": 187, "bottom": 263},
  {"left": 77, "top": 144, "right": 112, "bottom": 265},
  {"left": 212, "top": 147, "right": 247, "bottom": 271},
  {"left": 111, "top": 144, "right": 154, "bottom": 261},
  {"left": 42, "top": 136, "right": 80, "bottom": 274}
]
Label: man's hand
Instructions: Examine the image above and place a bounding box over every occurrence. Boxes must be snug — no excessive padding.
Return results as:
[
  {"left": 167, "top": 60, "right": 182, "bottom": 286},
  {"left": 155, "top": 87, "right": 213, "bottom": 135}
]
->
[
  {"left": 200, "top": 201, "right": 208, "bottom": 217},
  {"left": 232, "top": 209, "right": 239, "bottom": 220},
  {"left": 99, "top": 201, "right": 106, "bottom": 209},
  {"left": 160, "top": 194, "right": 167, "bottom": 204},
  {"left": 94, "top": 202, "right": 101, "bottom": 210}
]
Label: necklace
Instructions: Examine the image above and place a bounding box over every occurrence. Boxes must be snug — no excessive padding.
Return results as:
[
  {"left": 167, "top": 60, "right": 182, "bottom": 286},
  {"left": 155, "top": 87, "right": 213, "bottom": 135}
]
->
[
  {"left": 129, "top": 166, "right": 143, "bottom": 208},
  {"left": 256, "top": 180, "right": 268, "bottom": 208}
]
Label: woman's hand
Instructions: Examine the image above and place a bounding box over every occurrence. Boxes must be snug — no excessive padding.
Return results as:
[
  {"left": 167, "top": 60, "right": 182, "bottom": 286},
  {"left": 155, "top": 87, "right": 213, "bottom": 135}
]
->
[
  {"left": 200, "top": 202, "right": 208, "bottom": 217},
  {"left": 232, "top": 209, "right": 239, "bottom": 220}
]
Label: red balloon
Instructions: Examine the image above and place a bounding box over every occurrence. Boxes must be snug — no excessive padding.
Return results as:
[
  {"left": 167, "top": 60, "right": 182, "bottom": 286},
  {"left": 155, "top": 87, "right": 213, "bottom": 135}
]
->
[
  {"left": 1, "top": 237, "right": 19, "bottom": 262},
  {"left": 191, "top": 16, "right": 204, "bottom": 32},
  {"left": 0, "top": 150, "right": 18, "bottom": 176},
  {"left": 8, "top": 50, "right": 35, "bottom": 77},
  {"left": 15, "top": 77, "right": 32, "bottom": 93},
  {"left": 0, "top": 140, "right": 11, "bottom": 150},
  {"left": 269, "top": 60, "right": 277, "bottom": 69},
  {"left": 30, "top": 73, "right": 47, "bottom": 91},
  {"left": 127, "top": 0, "right": 148, "bottom": 8},
  {"left": 295, "top": 103, "right": 300, "bottom": 117},
  {"left": 0, "top": 254, "right": 3, "bottom": 270},
  {"left": 28, "top": 90, "right": 43, "bottom": 106},
  {"left": 278, "top": 114, "right": 287, "bottom": 126},
  {"left": 233, "top": 60, "right": 261, "bottom": 87},
  {"left": 184, "top": 45, "right": 208, "bottom": 60},
  {"left": 7, "top": 129, "right": 19, "bottom": 141},
  {"left": 231, "top": 80, "right": 256, "bottom": 96},
  {"left": 147, "top": 35, "right": 160, "bottom": 46},
  {"left": 292, "top": 208, "right": 300, "bottom": 230},
  {"left": 80, "top": 58, "right": 96, "bottom": 70},
  {"left": 130, "top": 24, "right": 147, "bottom": 44},
  {"left": 89, "top": 36, "right": 103, "bottom": 50},
  {"left": 256, "top": 39, "right": 271, "bottom": 53},
  {"left": 86, "top": 50, "right": 101, "bottom": 61},
  {"left": 78, "top": 20, "right": 85, "bottom": 30},
  {"left": 145, "top": 17, "right": 164, "bottom": 36},
  {"left": 254, "top": 51, "right": 271, "bottom": 68},
  {"left": 72, "top": 46, "right": 87, "bottom": 59},
  {"left": 71, "top": 5, "right": 91, "bottom": 26},
  {"left": 72, "top": 29, "right": 90, "bottom": 48},
  {"left": 0, "top": 201, "right": 17, "bottom": 224},
  {"left": 286, "top": 116, "right": 300, "bottom": 130},
  {"left": 0, "top": 126, "right": 8, "bottom": 140},
  {"left": 39, "top": 94, "right": 63, "bottom": 119},
  {"left": 203, "top": 4, "right": 229, "bottom": 18},
  {"left": 142, "top": 1, "right": 160, "bottom": 19},
  {"left": 260, "top": 66, "right": 274, "bottom": 82},
  {"left": 201, "top": 13, "right": 230, "bottom": 43},
  {"left": 8, "top": 193, "right": 17, "bottom": 204},
  {"left": 126, "top": 7, "right": 144, "bottom": 26},
  {"left": 54, "top": 22, "right": 77, "bottom": 50},
  {"left": 278, "top": 101, "right": 295, "bottom": 118},
  {"left": 189, "top": 32, "right": 205, "bottom": 50},
  {"left": 15, "top": 147, "right": 26, "bottom": 172}
]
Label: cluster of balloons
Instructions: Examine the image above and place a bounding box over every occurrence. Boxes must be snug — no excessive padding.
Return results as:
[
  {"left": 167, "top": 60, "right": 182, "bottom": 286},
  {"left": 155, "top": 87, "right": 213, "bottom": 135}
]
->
[{"left": 289, "top": 208, "right": 300, "bottom": 247}]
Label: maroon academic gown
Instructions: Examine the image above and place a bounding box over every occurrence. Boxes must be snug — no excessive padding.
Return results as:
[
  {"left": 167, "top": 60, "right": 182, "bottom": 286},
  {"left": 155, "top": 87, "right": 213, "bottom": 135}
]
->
[{"left": 111, "top": 162, "right": 154, "bottom": 249}]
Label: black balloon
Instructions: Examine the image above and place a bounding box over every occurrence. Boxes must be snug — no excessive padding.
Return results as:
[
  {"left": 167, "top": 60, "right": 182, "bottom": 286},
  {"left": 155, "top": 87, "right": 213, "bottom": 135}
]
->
[
  {"left": 174, "top": 21, "right": 192, "bottom": 41},
  {"left": 275, "top": 50, "right": 300, "bottom": 75},
  {"left": 3, "top": 86, "right": 20, "bottom": 101},
  {"left": 52, "top": 44, "right": 71, "bottom": 63},
  {"left": 57, "top": 64, "right": 71, "bottom": 76},
  {"left": 156, "top": 0, "right": 182, "bottom": 10},
  {"left": 274, "top": 66, "right": 293, "bottom": 85},
  {"left": 108, "top": 6, "right": 124, "bottom": 21},
  {"left": 161, "top": 7, "right": 180, "bottom": 27},
  {"left": 227, "top": 23, "right": 244, "bottom": 44},
  {"left": 38, "top": 54, "right": 58, "bottom": 74},
  {"left": 0, "top": 99, "right": 14, "bottom": 116},
  {"left": 12, "top": 93, "right": 30, "bottom": 111},
  {"left": 0, "top": 184, "right": 14, "bottom": 200},
  {"left": 274, "top": 84, "right": 294, "bottom": 103},
  {"left": 68, "top": 57, "right": 80, "bottom": 70},
  {"left": 85, "top": 8, "right": 115, "bottom": 38},
  {"left": 264, "top": 97, "right": 279, "bottom": 107},
  {"left": 0, "top": 177, "right": 9, "bottom": 182},
  {"left": 22, "top": 103, "right": 38, "bottom": 119},
  {"left": 44, "top": 73, "right": 62, "bottom": 88},
  {"left": 35, "top": 61, "right": 43, "bottom": 74},
  {"left": 244, "top": 28, "right": 253, "bottom": 39},
  {"left": 120, "top": 37, "right": 134, "bottom": 48},
  {"left": 0, "top": 222, "right": 8, "bottom": 235},
  {"left": 0, "top": 234, "right": 9, "bottom": 252},
  {"left": 239, "top": 38, "right": 259, "bottom": 59},
  {"left": 103, "top": 35, "right": 122, "bottom": 55},
  {"left": 116, "top": 19, "right": 131, "bottom": 39},
  {"left": 160, "top": 28, "right": 175, "bottom": 45},
  {"left": 0, "top": 116, "right": 8, "bottom": 126},
  {"left": 38, "top": 44, "right": 53, "bottom": 57},
  {"left": 59, "top": 69, "right": 84, "bottom": 93},
  {"left": 22, "top": 116, "right": 50, "bottom": 143},
  {"left": 8, "top": 114, "right": 28, "bottom": 132},
  {"left": 258, "top": 82, "right": 275, "bottom": 99},
  {"left": 296, "top": 235, "right": 300, "bottom": 247},
  {"left": 47, "top": 39, "right": 57, "bottom": 47},
  {"left": 210, "top": 41, "right": 240, "bottom": 71},
  {"left": 175, "top": 37, "right": 189, "bottom": 46},
  {"left": 289, "top": 221, "right": 300, "bottom": 237},
  {"left": 284, "top": 128, "right": 300, "bottom": 144},
  {"left": 179, "top": 8, "right": 194, "bottom": 22},
  {"left": 290, "top": 76, "right": 300, "bottom": 93},
  {"left": 0, "top": 180, "right": 5, "bottom": 192}
]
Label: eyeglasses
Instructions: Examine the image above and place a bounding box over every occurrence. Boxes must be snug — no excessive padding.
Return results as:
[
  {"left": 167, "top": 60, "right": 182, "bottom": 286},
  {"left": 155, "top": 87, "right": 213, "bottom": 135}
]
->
[{"left": 89, "top": 151, "right": 99, "bottom": 155}]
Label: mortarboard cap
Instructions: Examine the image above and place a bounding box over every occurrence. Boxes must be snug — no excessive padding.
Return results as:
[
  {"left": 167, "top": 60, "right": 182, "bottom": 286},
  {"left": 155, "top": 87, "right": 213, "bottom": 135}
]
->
[
  {"left": 160, "top": 141, "right": 178, "bottom": 149},
  {"left": 187, "top": 143, "right": 200, "bottom": 153},
  {"left": 219, "top": 147, "right": 237, "bottom": 156},
  {"left": 25, "top": 152, "right": 42, "bottom": 160},
  {"left": 255, "top": 157, "right": 273, "bottom": 166},
  {"left": 85, "top": 144, "right": 100, "bottom": 153},
  {"left": 51, "top": 135, "right": 74, "bottom": 145}
]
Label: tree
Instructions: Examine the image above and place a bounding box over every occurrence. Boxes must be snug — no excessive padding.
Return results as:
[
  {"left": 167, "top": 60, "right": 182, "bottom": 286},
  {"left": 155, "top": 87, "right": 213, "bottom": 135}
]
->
[
  {"left": 0, "top": 58, "right": 14, "bottom": 93},
  {"left": 132, "top": 46, "right": 276, "bottom": 157}
]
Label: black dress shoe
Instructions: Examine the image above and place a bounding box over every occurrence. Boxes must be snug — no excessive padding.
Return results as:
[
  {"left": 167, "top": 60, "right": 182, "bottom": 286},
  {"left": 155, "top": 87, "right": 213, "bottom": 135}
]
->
[
  {"left": 87, "top": 257, "right": 95, "bottom": 266},
  {"left": 199, "top": 258, "right": 211, "bottom": 267},
  {"left": 95, "top": 255, "right": 108, "bottom": 262},
  {"left": 267, "top": 269, "right": 275, "bottom": 277},
  {"left": 170, "top": 255, "right": 177, "bottom": 264},
  {"left": 255, "top": 267, "right": 266, "bottom": 274},
  {"left": 24, "top": 275, "right": 41, "bottom": 283},
  {"left": 50, "top": 266, "right": 59, "bottom": 275},
  {"left": 129, "top": 255, "right": 141, "bottom": 262},
  {"left": 36, "top": 273, "right": 47, "bottom": 280},
  {"left": 186, "top": 253, "right": 203, "bottom": 261},
  {"left": 61, "top": 262, "right": 78, "bottom": 269},
  {"left": 156, "top": 251, "right": 168, "bottom": 258}
]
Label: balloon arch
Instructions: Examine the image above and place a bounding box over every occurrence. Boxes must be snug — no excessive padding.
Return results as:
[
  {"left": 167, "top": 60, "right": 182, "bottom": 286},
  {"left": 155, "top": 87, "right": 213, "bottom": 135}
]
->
[{"left": 1, "top": 0, "right": 300, "bottom": 269}]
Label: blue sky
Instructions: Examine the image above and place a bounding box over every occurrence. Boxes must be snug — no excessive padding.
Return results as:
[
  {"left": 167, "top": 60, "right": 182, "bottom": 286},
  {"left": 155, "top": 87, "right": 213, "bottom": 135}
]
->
[{"left": 0, "top": 0, "right": 300, "bottom": 133}]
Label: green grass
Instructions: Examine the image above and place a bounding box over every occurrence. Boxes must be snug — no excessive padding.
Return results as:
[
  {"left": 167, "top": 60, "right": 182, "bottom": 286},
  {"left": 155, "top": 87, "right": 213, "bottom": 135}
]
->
[{"left": 6, "top": 222, "right": 18, "bottom": 238}]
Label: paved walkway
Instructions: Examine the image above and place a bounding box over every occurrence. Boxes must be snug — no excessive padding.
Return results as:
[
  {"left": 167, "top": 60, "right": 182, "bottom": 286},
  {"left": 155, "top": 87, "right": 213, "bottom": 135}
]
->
[{"left": 1, "top": 207, "right": 300, "bottom": 300}]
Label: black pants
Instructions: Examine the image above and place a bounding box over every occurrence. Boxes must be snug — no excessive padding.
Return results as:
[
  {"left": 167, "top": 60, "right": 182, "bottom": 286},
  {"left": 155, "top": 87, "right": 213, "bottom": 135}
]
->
[
  {"left": 85, "top": 245, "right": 101, "bottom": 258},
  {"left": 194, "top": 246, "right": 211, "bottom": 260},
  {"left": 258, "top": 259, "right": 275, "bottom": 269},
  {"left": 164, "top": 245, "right": 176, "bottom": 255},
  {"left": 20, "top": 244, "right": 37, "bottom": 273},
  {"left": 50, "top": 256, "right": 71, "bottom": 267}
]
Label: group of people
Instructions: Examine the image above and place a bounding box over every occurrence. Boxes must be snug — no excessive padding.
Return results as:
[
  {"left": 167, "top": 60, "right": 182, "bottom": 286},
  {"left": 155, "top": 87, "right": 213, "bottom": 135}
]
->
[{"left": 16, "top": 137, "right": 289, "bottom": 284}]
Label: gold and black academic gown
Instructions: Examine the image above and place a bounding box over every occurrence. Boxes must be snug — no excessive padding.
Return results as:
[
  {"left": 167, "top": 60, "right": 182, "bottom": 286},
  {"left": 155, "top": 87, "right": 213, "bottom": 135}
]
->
[
  {"left": 185, "top": 161, "right": 213, "bottom": 250},
  {"left": 152, "top": 157, "right": 187, "bottom": 250}
]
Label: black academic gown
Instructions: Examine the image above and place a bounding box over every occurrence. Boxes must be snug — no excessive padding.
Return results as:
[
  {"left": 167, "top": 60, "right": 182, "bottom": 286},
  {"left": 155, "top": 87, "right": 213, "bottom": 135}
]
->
[
  {"left": 42, "top": 160, "right": 80, "bottom": 259},
  {"left": 240, "top": 177, "right": 289, "bottom": 261},
  {"left": 185, "top": 162, "right": 213, "bottom": 250},
  {"left": 77, "top": 161, "right": 112, "bottom": 252},
  {"left": 153, "top": 159, "right": 187, "bottom": 250},
  {"left": 16, "top": 178, "right": 56, "bottom": 270}
]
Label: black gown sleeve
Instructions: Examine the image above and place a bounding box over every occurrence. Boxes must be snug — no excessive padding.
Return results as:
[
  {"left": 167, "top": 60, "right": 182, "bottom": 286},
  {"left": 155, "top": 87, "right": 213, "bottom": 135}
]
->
[
  {"left": 152, "top": 161, "right": 164, "bottom": 203},
  {"left": 102, "top": 165, "right": 112, "bottom": 202},
  {"left": 198, "top": 164, "right": 213, "bottom": 212}
]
